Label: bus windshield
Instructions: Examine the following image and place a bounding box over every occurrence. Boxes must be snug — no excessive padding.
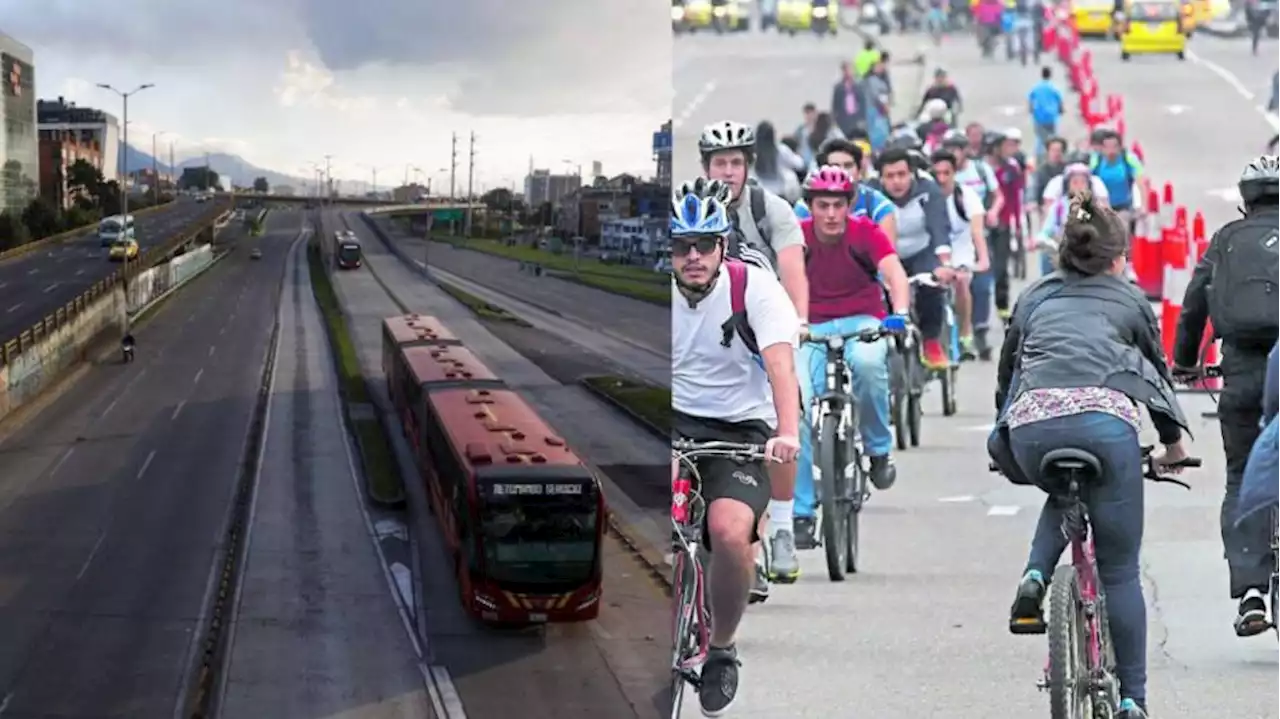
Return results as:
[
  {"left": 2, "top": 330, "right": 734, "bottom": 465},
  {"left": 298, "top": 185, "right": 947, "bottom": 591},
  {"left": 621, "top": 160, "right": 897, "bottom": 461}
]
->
[
  {"left": 337, "top": 243, "right": 361, "bottom": 263},
  {"left": 479, "top": 491, "right": 598, "bottom": 588},
  {"left": 98, "top": 215, "right": 135, "bottom": 240}
]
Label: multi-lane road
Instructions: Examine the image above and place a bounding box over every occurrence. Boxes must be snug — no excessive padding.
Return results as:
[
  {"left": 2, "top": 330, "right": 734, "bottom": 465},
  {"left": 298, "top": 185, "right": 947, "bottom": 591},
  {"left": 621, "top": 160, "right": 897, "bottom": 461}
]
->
[
  {"left": 0, "top": 198, "right": 221, "bottom": 342},
  {"left": 672, "top": 28, "right": 1276, "bottom": 718}
]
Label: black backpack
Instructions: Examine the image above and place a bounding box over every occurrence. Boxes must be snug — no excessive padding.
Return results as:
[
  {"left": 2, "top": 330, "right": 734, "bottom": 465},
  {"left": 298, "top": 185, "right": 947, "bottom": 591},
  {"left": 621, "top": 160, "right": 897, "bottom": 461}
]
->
[{"left": 1208, "top": 212, "right": 1280, "bottom": 344}]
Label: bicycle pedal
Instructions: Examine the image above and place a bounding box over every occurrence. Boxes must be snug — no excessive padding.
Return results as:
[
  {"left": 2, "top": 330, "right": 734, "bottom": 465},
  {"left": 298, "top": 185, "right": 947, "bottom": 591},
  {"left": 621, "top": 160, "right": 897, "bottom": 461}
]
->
[{"left": 1009, "top": 617, "right": 1047, "bottom": 635}]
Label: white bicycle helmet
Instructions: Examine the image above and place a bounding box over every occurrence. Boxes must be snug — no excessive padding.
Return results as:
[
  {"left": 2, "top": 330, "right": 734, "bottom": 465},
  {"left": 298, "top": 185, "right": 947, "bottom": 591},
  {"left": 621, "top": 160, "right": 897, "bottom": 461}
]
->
[
  {"left": 1239, "top": 155, "right": 1280, "bottom": 205},
  {"left": 1004, "top": 127, "right": 1023, "bottom": 142},
  {"left": 699, "top": 120, "right": 756, "bottom": 156},
  {"left": 676, "top": 177, "right": 733, "bottom": 204},
  {"left": 923, "top": 98, "right": 949, "bottom": 121}
]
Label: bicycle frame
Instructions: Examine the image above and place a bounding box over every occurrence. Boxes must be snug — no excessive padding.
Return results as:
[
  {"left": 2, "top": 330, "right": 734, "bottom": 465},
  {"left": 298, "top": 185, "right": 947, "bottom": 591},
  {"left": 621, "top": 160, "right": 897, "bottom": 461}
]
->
[
  {"left": 1061, "top": 486, "right": 1107, "bottom": 679},
  {"left": 671, "top": 459, "right": 711, "bottom": 679}
]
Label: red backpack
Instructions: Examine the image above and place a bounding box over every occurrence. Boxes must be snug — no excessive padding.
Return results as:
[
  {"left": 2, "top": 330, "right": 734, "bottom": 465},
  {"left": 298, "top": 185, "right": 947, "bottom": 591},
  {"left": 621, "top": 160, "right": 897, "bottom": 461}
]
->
[{"left": 720, "top": 260, "right": 761, "bottom": 356}]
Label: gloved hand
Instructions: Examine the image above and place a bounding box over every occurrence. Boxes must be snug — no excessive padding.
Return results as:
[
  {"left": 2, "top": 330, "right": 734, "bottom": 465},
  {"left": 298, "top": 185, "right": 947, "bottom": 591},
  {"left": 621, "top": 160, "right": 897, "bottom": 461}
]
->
[{"left": 881, "top": 314, "right": 910, "bottom": 333}]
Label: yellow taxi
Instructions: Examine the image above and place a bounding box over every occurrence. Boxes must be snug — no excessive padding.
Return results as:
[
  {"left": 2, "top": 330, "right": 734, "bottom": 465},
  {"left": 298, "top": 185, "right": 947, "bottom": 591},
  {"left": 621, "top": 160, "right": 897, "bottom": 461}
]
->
[
  {"left": 676, "top": 0, "right": 750, "bottom": 31},
  {"left": 1073, "top": 0, "right": 1121, "bottom": 36},
  {"left": 779, "top": 0, "right": 838, "bottom": 33},
  {"left": 1119, "top": 0, "right": 1187, "bottom": 59},
  {"left": 108, "top": 239, "right": 140, "bottom": 262}
]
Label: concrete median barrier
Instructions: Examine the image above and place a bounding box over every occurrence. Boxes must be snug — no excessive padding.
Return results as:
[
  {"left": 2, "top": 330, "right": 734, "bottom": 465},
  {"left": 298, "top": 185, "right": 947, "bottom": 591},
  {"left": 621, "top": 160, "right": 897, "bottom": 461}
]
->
[{"left": 0, "top": 285, "right": 126, "bottom": 425}]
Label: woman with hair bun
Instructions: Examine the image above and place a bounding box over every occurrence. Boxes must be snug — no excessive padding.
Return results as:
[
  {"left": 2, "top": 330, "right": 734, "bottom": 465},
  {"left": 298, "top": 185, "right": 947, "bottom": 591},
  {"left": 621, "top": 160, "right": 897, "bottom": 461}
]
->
[{"left": 986, "top": 188, "right": 1195, "bottom": 719}]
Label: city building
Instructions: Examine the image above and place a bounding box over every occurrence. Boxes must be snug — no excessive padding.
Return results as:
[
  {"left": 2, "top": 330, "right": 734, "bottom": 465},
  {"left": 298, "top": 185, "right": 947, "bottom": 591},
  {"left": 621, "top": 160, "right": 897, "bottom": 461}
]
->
[
  {"left": 37, "top": 123, "right": 103, "bottom": 209},
  {"left": 600, "top": 216, "right": 666, "bottom": 257},
  {"left": 523, "top": 168, "right": 580, "bottom": 208},
  {"left": 275, "top": 184, "right": 295, "bottom": 196},
  {"left": 35, "top": 96, "right": 120, "bottom": 184},
  {"left": 591, "top": 160, "right": 603, "bottom": 178},
  {"left": 1, "top": 32, "right": 38, "bottom": 216},
  {"left": 557, "top": 173, "right": 662, "bottom": 241},
  {"left": 653, "top": 120, "right": 672, "bottom": 188},
  {"left": 392, "top": 182, "right": 427, "bottom": 203}
]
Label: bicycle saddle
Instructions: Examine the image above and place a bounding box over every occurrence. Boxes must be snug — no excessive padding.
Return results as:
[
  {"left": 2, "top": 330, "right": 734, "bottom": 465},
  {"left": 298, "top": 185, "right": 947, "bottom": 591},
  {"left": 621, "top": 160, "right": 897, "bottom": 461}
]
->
[{"left": 1039, "top": 448, "right": 1103, "bottom": 483}]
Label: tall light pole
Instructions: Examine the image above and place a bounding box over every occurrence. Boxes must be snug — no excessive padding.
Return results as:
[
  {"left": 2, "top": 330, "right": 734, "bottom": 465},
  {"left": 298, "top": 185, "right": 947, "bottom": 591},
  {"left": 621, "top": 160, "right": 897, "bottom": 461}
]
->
[
  {"left": 323, "top": 154, "right": 333, "bottom": 204},
  {"left": 97, "top": 81, "right": 154, "bottom": 322}
]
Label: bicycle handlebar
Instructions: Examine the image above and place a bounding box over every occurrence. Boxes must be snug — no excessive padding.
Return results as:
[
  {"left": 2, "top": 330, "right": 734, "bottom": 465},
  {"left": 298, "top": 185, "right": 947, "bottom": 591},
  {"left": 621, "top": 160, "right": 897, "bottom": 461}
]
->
[
  {"left": 907, "top": 272, "right": 941, "bottom": 288},
  {"left": 985, "top": 445, "right": 1199, "bottom": 489},
  {"left": 1172, "top": 364, "right": 1223, "bottom": 383},
  {"left": 802, "top": 326, "right": 892, "bottom": 344},
  {"left": 672, "top": 439, "right": 768, "bottom": 461}
]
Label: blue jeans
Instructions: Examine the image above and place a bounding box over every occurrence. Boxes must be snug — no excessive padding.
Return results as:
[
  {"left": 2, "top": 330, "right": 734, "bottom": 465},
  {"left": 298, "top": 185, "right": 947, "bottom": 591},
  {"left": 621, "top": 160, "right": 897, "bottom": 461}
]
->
[
  {"left": 794, "top": 314, "right": 892, "bottom": 518},
  {"left": 1007, "top": 412, "right": 1148, "bottom": 705},
  {"left": 1033, "top": 121, "right": 1056, "bottom": 161}
]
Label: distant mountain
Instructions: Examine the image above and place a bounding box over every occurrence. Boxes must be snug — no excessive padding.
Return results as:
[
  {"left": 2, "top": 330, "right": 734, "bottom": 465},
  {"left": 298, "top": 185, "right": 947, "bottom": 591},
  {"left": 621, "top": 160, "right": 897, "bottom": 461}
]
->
[{"left": 118, "top": 144, "right": 328, "bottom": 192}]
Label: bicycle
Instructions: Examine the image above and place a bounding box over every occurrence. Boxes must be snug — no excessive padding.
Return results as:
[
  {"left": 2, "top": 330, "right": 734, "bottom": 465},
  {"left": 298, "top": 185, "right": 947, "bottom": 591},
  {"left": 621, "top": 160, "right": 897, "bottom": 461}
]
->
[
  {"left": 669, "top": 438, "right": 768, "bottom": 718},
  {"left": 889, "top": 273, "right": 957, "bottom": 450},
  {"left": 802, "top": 325, "right": 892, "bottom": 580},
  {"left": 991, "top": 446, "right": 1199, "bottom": 719}
]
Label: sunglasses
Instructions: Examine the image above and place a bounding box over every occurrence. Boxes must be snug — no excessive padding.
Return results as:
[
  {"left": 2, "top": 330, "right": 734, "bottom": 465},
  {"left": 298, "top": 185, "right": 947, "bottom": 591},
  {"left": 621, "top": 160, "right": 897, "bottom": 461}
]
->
[{"left": 671, "top": 237, "right": 721, "bottom": 257}]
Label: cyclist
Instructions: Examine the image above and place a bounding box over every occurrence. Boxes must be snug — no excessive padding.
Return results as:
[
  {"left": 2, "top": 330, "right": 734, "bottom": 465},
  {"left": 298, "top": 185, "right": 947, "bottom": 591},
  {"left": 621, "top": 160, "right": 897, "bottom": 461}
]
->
[
  {"left": 699, "top": 120, "right": 810, "bottom": 588},
  {"left": 866, "top": 148, "right": 955, "bottom": 370},
  {"left": 793, "top": 138, "right": 897, "bottom": 245},
  {"left": 1005, "top": 0, "right": 1036, "bottom": 64},
  {"left": 670, "top": 187, "right": 803, "bottom": 717},
  {"left": 1040, "top": 148, "right": 1109, "bottom": 212},
  {"left": 916, "top": 68, "right": 964, "bottom": 122},
  {"left": 985, "top": 129, "right": 1026, "bottom": 326},
  {"left": 1089, "top": 128, "right": 1150, "bottom": 234},
  {"left": 1172, "top": 156, "right": 1280, "bottom": 637},
  {"left": 917, "top": 98, "right": 953, "bottom": 154},
  {"left": 930, "top": 149, "right": 991, "bottom": 357},
  {"left": 791, "top": 166, "right": 911, "bottom": 548},
  {"left": 1027, "top": 66, "right": 1065, "bottom": 162},
  {"left": 989, "top": 188, "right": 1191, "bottom": 719},
  {"left": 1034, "top": 162, "right": 1093, "bottom": 276},
  {"left": 942, "top": 130, "right": 1002, "bottom": 359},
  {"left": 1029, "top": 137, "right": 1068, "bottom": 219}
]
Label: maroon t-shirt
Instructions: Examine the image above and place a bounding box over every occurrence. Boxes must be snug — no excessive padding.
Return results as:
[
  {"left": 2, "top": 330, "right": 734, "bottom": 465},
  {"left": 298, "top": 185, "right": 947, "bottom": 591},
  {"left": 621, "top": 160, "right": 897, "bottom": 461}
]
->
[{"left": 802, "top": 216, "right": 896, "bottom": 324}]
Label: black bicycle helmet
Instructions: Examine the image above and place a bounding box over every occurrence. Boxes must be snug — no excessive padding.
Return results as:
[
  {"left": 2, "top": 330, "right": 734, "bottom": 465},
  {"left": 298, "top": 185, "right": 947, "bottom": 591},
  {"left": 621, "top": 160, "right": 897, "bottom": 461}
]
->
[
  {"left": 940, "top": 129, "right": 968, "bottom": 149},
  {"left": 1063, "top": 149, "right": 1092, "bottom": 166},
  {"left": 1238, "top": 155, "right": 1280, "bottom": 205},
  {"left": 981, "top": 130, "right": 1006, "bottom": 154},
  {"left": 887, "top": 126, "right": 923, "bottom": 151}
]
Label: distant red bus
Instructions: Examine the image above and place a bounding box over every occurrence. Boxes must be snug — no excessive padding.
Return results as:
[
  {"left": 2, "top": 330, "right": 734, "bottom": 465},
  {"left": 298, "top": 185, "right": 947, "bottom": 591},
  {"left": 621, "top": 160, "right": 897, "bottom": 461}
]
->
[
  {"left": 382, "top": 315, "right": 605, "bottom": 623},
  {"left": 336, "top": 239, "right": 363, "bottom": 269}
]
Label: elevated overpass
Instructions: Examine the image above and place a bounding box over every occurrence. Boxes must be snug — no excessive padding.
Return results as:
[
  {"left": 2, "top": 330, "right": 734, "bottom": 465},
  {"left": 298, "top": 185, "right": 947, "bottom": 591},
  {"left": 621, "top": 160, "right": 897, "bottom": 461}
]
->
[{"left": 230, "top": 193, "right": 483, "bottom": 215}]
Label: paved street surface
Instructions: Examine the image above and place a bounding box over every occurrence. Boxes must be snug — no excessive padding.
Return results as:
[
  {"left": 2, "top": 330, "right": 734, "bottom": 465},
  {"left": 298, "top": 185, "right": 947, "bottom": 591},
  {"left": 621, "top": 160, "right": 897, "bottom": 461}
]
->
[
  {"left": 325, "top": 210, "right": 669, "bottom": 718},
  {"left": 0, "top": 214, "right": 284, "bottom": 717},
  {"left": 673, "top": 29, "right": 1277, "bottom": 718},
  {"left": 217, "top": 228, "right": 431, "bottom": 718},
  {"left": 0, "top": 198, "right": 217, "bottom": 341},
  {"left": 370, "top": 217, "right": 670, "bottom": 358}
]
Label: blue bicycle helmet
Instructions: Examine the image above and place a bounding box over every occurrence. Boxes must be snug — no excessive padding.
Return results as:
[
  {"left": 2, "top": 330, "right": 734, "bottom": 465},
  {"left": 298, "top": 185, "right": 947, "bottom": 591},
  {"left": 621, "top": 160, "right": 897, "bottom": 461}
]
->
[{"left": 670, "top": 189, "right": 732, "bottom": 238}]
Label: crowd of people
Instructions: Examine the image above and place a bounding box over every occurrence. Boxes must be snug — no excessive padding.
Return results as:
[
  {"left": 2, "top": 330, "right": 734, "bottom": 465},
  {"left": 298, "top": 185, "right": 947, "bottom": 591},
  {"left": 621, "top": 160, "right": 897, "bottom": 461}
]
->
[{"left": 669, "top": 54, "right": 1279, "bottom": 719}]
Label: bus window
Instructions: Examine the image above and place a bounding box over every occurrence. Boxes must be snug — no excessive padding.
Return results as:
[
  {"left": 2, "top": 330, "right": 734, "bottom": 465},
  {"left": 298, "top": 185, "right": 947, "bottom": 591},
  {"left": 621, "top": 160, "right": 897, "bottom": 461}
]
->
[
  {"left": 479, "top": 487, "right": 599, "bottom": 588},
  {"left": 98, "top": 214, "right": 135, "bottom": 247},
  {"left": 336, "top": 241, "right": 362, "bottom": 268}
]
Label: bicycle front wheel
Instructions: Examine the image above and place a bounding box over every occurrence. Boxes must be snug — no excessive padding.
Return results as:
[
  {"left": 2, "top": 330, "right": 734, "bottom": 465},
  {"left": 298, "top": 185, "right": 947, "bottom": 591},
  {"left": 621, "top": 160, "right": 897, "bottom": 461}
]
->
[
  {"left": 670, "top": 551, "right": 699, "bottom": 718},
  {"left": 818, "top": 413, "right": 849, "bottom": 581},
  {"left": 1047, "top": 564, "right": 1089, "bottom": 719}
]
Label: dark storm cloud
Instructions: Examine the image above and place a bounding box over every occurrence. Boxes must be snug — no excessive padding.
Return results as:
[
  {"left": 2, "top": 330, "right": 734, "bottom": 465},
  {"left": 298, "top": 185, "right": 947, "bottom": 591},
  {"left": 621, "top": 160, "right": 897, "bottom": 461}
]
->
[{"left": 296, "top": 0, "right": 670, "bottom": 116}]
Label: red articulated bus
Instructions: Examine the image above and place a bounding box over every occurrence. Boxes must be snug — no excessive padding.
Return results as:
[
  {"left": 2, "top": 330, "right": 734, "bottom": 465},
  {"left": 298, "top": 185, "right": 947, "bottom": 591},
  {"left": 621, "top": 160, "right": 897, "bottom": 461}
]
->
[{"left": 381, "top": 314, "right": 605, "bottom": 624}]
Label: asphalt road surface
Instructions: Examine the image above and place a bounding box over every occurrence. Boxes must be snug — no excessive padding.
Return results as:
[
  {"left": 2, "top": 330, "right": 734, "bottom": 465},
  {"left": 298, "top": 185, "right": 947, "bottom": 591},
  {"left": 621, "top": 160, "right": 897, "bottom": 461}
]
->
[
  {"left": 324, "top": 210, "right": 670, "bottom": 719},
  {"left": 216, "top": 224, "right": 431, "bottom": 718},
  {"left": 0, "top": 213, "right": 289, "bottom": 717},
  {"left": 0, "top": 198, "right": 221, "bottom": 343},
  {"left": 673, "top": 29, "right": 1277, "bottom": 718}
]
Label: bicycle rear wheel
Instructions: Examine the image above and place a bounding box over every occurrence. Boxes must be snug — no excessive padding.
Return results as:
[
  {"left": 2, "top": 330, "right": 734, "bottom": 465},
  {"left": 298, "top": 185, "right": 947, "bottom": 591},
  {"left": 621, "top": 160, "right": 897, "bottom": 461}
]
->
[
  {"left": 818, "top": 413, "right": 850, "bottom": 581},
  {"left": 670, "top": 551, "right": 700, "bottom": 718},
  {"left": 889, "top": 352, "right": 909, "bottom": 451},
  {"left": 1047, "top": 564, "right": 1089, "bottom": 719}
]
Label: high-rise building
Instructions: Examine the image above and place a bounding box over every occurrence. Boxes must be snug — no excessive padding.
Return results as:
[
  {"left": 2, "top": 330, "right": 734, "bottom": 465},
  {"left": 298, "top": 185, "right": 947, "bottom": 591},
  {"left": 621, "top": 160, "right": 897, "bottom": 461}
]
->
[
  {"left": 653, "top": 120, "right": 672, "bottom": 188},
  {"left": 591, "top": 160, "right": 603, "bottom": 179},
  {"left": 0, "top": 32, "right": 38, "bottom": 216},
  {"left": 36, "top": 96, "right": 120, "bottom": 183},
  {"left": 38, "top": 123, "right": 103, "bottom": 210},
  {"left": 523, "top": 168, "right": 581, "bottom": 208}
]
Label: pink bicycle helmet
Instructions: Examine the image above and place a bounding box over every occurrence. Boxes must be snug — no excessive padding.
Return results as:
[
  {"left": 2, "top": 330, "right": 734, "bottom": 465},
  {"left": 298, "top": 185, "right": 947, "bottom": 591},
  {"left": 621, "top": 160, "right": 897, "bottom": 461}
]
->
[{"left": 802, "top": 165, "right": 855, "bottom": 199}]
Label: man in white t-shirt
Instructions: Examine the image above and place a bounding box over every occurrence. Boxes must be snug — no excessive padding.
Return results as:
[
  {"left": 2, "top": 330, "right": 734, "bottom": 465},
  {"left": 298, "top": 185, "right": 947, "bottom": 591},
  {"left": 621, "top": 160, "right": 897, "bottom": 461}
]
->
[
  {"left": 699, "top": 119, "right": 810, "bottom": 587},
  {"left": 930, "top": 149, "right": 991, "bottom": 360},
  {"left": 671, "top": 189, "right": 801, "bottom": 717},
  {"left": 1040, "top": 171, "right": 1110, "bottom": 209}
]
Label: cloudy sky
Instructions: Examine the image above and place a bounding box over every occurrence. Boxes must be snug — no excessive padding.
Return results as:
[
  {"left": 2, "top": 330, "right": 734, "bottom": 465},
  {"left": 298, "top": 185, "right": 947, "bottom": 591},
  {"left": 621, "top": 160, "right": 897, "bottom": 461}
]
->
[{"left": 1, "top": 0, "right": 671, "bottom": 190}]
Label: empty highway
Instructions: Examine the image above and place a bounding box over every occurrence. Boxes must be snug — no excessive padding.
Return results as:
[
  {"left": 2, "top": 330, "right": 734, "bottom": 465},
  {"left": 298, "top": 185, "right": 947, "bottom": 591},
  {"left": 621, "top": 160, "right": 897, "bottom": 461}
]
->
[{"left": 0, "top": 198, "right": 223, "bottom": 343}]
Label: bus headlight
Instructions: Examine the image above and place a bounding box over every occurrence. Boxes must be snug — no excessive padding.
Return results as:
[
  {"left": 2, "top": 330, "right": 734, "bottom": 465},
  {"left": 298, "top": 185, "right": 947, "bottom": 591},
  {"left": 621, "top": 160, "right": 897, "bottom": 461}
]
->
[
  {"left": 672, "top": 6, "right": 684, "bottom": 20},
  {"left": 813, "top": 6, "right": 829, "bottom": 17}
]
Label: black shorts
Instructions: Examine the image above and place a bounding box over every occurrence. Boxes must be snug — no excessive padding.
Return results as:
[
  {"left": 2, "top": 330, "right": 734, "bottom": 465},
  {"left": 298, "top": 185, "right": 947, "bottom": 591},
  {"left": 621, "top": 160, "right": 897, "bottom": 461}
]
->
[{"left": 673, "top": 410, "right": 773, "bottom": 547}]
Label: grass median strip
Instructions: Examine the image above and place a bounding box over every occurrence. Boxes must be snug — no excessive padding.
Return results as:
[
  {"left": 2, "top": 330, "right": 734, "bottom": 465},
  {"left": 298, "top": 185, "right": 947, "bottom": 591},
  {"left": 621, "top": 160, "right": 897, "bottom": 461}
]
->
[
  {"left": 437, "top": 282, "right": 531, "bottom": 326},
  {"left": 434, "top": 234, "right": 666, "bottom": 285},
  {"left": 306, "top": 239, "right": 405, "bottom": 506},
  {"left": 582, "top": 375, "right": 671, "bottom": 436}
]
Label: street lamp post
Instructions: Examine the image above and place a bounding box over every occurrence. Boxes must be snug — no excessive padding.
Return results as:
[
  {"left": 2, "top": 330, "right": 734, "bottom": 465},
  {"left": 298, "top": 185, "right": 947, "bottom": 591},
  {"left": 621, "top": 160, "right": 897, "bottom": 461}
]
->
[
  {"left": 150, "top": 130, "right": 165, "bottom": 205},
  {"left": 97, "top": 81, "right": 154, "bottom": 324}
]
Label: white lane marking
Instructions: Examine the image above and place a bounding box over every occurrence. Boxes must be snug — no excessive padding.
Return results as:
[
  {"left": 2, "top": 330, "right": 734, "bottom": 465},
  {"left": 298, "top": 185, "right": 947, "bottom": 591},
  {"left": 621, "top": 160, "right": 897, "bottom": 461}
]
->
[
  {"left": 673, "top": 80, "right": 718, "bottom": 130},
  {"left": 939, "top": 495, "right": 976, "bottom": 503},
  {"left": 136, "top": 449, "right": 157, "bottom": 479},
  {"left": 76, "top": 532, "right": 108, "bottom": 580},
  {"left": 101, "top": 397, "right": 120, "bottom": 418},
  {"left": 997, "top": 105, "right": 1020, "bottom": 116},
  {"left": 390, "top": 563, "right": 415, "bottom": 620},
  {"left": 0, "top": 691, "right": 11, "bottom": 715},
  {"left": 42, "top": 283, "right": 59, "bottom": 293},
  {"left": 5, "top": 303, "right": 21, "bottom": 313},
  {"left": 26, "top": 268, "right": 36, "bottom": 275},
  {"left": 1186, "top": 50, "right": 1280, "bottom": 132},
  {"left": 219, "top": 326, "right": 226, "bottom": 336},
  {"left": 987, "top": 505, "right": 1021, "bottom": 516},
  {"left": 75, "top": 269, "right": 84, "bottom": 276},
  {"left": 962, "top": 423, "right": 995, "bottom": 432},
  {"left": 171, "top": 400, "right": 185, "bottom": 420},
  {"left": 208, "top": 345, "right": 216, "bottom": 357},
  {"left": 50, "top": 447, "right": 75, "bottom": 477},
  {"left": 0, "top": 281, "right": 6, "bottom": 289},
  {"left": 1164, "top": 104, "right": 1190, "bottom": 115},
  {"left": 1208, "top": 187, "right": 1242, "bottom": 203},
  {"left": 193, "top": 368, "right": 204, "bottom": 385}
]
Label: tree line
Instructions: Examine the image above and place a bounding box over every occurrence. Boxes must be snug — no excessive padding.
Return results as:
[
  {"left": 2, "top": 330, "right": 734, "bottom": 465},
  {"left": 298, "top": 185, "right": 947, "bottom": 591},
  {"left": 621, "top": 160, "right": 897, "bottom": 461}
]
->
[{"left": 0, "top": 159, "right": 174, "bottom": 252}]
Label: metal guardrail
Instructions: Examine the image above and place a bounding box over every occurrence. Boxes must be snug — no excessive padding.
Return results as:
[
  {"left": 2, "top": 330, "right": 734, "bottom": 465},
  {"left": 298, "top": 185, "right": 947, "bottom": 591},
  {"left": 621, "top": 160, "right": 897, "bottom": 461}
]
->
[
  {"left": 0, "top": 199, "right": 178, "bottom": 264},
  {"left": 0, "top": 200, "right": 232, "bottom": 368}
]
